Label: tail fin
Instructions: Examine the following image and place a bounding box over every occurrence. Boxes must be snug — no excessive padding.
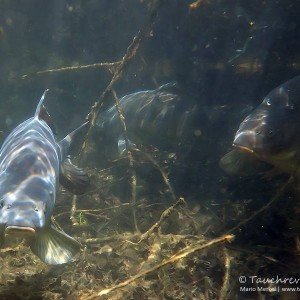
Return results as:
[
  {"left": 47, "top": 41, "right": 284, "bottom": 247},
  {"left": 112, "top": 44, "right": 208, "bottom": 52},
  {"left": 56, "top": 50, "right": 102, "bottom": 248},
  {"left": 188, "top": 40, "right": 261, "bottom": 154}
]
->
[{"left": 34, "top": 89, "right": 49, "bottom": 118}]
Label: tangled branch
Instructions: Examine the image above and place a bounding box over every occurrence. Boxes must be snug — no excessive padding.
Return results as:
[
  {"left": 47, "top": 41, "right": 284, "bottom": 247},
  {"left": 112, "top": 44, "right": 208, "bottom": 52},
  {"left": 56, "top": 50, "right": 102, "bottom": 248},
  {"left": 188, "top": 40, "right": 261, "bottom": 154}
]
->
[{"left": 83, "top": 234, "right": 234, "bottom": 299}]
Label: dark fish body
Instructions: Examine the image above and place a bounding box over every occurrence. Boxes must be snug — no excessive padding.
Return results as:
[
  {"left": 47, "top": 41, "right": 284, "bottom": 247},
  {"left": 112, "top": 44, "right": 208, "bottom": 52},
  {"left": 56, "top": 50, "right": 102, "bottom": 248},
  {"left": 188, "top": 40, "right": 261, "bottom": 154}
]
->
[
  {"left": 0, "top": 91, "right": 89, "bottom": 265},
  {"left": 95, "top": 83, "right": 199, "bottom": 156},
  {"left": 220, "top": 76, "right": 300, "bottom": 177}
]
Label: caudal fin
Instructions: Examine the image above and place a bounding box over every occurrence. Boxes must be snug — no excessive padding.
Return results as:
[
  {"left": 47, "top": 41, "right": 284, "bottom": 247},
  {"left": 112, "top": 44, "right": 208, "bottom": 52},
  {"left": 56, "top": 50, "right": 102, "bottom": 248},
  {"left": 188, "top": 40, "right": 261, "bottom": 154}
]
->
[{"left": 29, "top": 225, "right": 81, "bottom": 265}]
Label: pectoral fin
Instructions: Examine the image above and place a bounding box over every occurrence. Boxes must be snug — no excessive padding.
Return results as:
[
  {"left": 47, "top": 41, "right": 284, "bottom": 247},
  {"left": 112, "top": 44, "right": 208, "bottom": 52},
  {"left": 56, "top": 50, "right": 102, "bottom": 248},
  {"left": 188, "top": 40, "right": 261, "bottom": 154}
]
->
[
  {"left": 60, "top": 158, "right": 90, "bottom": 195},
  {"left": 219, "top": 149, "right": 271, "bottom": 177},
  {"left": 118, "top": 134, "right": 136, "bottom": 156},
  {"left": 29, "top": 225, "right": 81, "bottom": 265}
]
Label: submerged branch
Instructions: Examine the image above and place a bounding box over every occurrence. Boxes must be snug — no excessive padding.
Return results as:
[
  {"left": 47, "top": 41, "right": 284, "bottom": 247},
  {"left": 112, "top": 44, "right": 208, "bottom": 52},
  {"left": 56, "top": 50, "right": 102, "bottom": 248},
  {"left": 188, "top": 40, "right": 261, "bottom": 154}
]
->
[
  {"left": 21, "top": 61, "right": 121, "bottom": 80},
  {"left": 84, "top": 0, "right": 164, "bottom": 130},
  {"left": 111, "top": 89, "right": 139, "bottom": 233},
  {"left": 219, "top": 247, "right": 232, "bottom": 300},
  {"left": 84, "top": 234, "right": 234, "bottom": 299},
  {"left": 70, "top": 195, "right": 79, "bottom": 226},
  {"left": 81, "top": 232, "right": 201, "bottom": 245},
  {"left": 133, "top": 148, "right": 177, "bottom": 202},
  {"left": 54, "top": 202, "right": 164, "bottom": 219},
  {"left": 82, "top": 232, "right": 140, "bottom": 244},
  {"left": 139, "top": 197, "right": 186, "bottom": 242}
]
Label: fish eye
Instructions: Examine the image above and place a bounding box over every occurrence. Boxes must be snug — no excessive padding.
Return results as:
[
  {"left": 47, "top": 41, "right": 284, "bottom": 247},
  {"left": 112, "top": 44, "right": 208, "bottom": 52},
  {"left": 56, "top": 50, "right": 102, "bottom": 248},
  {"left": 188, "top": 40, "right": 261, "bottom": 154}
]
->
[{"left": 266, "top": 99, "right": 271, "bottom": 106}]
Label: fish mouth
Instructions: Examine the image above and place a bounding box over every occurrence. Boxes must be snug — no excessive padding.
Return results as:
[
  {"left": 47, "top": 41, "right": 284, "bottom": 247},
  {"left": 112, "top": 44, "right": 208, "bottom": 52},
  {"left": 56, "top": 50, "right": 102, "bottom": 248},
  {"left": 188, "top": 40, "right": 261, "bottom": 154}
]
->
[
  {"left": 232, "top": 144, "right": 254, "bottom": 154},
  {"left": 5, "top": 226, "right": 36, "bottom": 237}
]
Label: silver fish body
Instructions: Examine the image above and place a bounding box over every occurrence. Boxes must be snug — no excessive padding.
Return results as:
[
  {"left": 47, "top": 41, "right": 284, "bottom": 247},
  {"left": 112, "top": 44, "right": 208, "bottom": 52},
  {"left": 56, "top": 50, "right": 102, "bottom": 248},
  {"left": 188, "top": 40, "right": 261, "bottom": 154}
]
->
[
  {"left": 0, "top": 91, "right": 89, "bottom": 264},
  {"left": 0, "top": 116, "right": 58, "bottom": 231}
]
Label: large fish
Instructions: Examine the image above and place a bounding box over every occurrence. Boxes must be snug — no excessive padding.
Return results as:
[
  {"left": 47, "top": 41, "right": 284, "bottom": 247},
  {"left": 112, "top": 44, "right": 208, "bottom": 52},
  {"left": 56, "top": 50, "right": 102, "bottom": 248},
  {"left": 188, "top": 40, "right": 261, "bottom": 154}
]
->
[
  {"left": 220, "top": 76, "right": 300, "bottom": 177},
  {"left": 94, "top": 83, "right": 199, "bottom": 159},
  {"left": 0, "top": 90, "right": 89, "bottom": 265}
]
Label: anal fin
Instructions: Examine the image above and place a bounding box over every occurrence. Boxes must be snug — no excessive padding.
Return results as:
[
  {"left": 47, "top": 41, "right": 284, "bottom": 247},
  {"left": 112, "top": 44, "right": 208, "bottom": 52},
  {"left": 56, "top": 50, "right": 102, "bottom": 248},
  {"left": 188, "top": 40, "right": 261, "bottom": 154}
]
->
[
  {"left": 29, "top": 225, "right": 81, "bottom": 265},
  {"left": 60, "top": 158, "right": 90, "bottom": 195}
]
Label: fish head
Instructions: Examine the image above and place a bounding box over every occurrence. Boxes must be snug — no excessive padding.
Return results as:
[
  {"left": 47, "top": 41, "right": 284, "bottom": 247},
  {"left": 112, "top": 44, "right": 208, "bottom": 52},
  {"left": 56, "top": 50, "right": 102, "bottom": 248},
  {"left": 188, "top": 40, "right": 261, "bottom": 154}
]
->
[
  {"left": 233, "top": 86, "right": 299, "bottom": 161},
  {"left": 0, "top": 175, "right": 55, "bottom": 240},
  {"left": 0, "top": 195, "right": 47, "bottom": 237}
]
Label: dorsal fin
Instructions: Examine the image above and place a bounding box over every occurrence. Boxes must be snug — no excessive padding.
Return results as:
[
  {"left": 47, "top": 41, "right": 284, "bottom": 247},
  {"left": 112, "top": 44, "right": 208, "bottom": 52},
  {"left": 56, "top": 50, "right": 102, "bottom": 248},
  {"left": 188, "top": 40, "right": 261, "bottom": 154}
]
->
[{"left": 34, "top": 89, "right": 49, "bottom": 118}]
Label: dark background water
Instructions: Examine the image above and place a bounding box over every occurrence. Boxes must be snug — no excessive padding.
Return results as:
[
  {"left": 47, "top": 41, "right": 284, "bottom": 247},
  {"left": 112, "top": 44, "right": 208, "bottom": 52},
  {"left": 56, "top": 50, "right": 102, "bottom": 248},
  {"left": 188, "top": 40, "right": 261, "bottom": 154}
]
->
[
  {"left": 1, "top": 0, "right": 299, "bottom": 124},
  {"left": 0, "top": 0, "right": 300, "bottom": 287}
]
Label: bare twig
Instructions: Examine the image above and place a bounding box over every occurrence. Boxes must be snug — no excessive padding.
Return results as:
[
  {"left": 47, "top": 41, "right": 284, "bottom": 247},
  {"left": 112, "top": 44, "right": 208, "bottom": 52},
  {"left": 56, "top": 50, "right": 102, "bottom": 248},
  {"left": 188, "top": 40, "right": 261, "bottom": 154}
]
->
[
  {"left": 83, "top": 234, "right": 234, "bottom": 299},
  {"left": 54, "top": 202, "right": 164, "bottom": 219},
  {"left": 82, "top": 233, "right": 202, "bottom": 245},
  {"left": 139, "top": 197, "right": 185, "bottom": 242},
  {"left": 70, "top": 195, "right": 79, "bottom": 226},
  {"left": 82, "top": 232, "right": 140, "bottom": 244},
  {"left": 111, "top": 89, "right": 139, "bottom": 232},
  {"left": 21, "top": 61, "right": 121, "bottom": 80},
  {"left": 133, "top": 148, "right": 177, "bottom": 202},
  {"left": 219, "top": 247, "right": 232, "bottom": 300}
]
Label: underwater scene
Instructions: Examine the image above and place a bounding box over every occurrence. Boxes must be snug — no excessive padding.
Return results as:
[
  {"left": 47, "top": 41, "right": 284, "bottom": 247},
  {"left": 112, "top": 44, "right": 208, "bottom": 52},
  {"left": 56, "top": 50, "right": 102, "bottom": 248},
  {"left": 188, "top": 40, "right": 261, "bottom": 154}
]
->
[{"left": 0, "top": 0, "right": 300, "bottom": 299}]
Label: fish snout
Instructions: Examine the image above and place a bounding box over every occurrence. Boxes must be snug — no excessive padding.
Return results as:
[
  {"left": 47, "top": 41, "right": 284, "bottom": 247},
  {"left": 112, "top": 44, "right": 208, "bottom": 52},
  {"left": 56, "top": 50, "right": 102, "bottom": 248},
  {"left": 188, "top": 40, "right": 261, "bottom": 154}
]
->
[
  {"left": 233, "top": 106, "right": 273, "bottom": 157},
  {"left": 233, "top": 124, "right": 273, "bottom": 159},
  {"left": 0, "top": 201, "right": 46, "bottom": 232},
  {"left": 233, "top": 114, "right": 268, "bottom": 156},
  {"left": 233, "top": 129, "right": 256, "bottom": 154}
]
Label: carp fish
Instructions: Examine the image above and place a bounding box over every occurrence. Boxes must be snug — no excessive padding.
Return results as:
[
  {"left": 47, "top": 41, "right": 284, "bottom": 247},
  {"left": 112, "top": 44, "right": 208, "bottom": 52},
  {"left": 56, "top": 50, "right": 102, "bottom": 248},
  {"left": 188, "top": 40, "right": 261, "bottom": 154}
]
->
[
  {"left": 220, "top": 75, "right": 300, "bottom": 178},
  {"left": 94, "top": 82, "right": 200, "bottom": 159},
  {"left": 0, "top": 90, "right": 89, "bottom": 265}
]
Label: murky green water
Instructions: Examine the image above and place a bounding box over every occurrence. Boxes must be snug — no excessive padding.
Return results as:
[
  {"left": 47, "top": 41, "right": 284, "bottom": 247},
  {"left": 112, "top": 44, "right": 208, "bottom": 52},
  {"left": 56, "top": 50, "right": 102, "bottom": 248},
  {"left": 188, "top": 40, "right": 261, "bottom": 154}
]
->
[{"left": 0, "top": 1, "right": 299, "bottom": 299}]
